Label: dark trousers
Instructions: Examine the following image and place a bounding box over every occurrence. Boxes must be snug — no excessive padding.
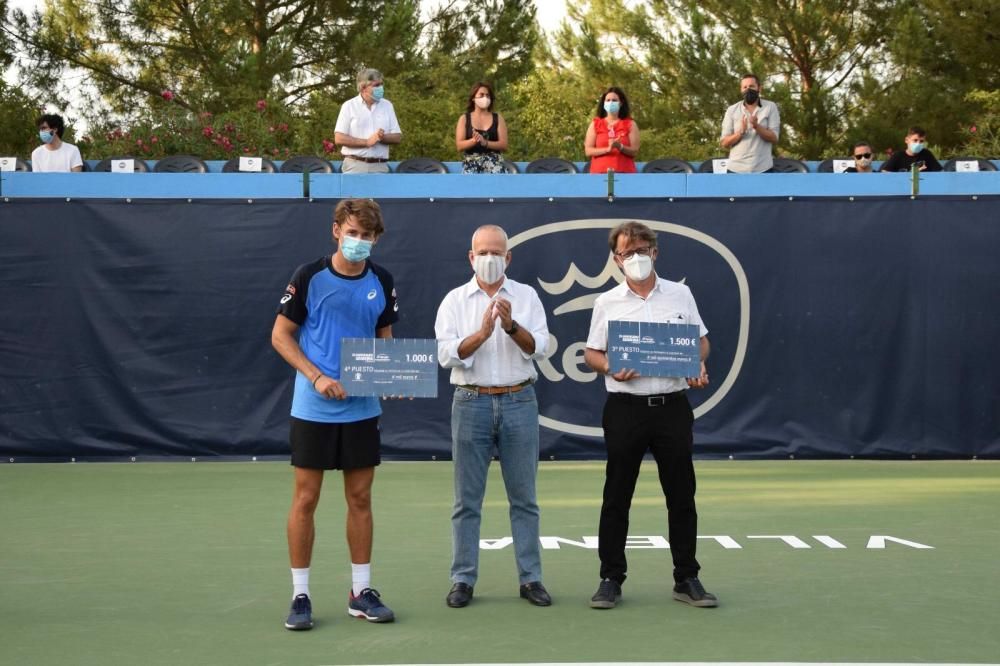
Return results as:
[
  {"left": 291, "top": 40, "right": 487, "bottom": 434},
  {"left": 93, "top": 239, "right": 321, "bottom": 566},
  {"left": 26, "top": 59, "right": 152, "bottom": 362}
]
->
[{"left": 598, "top": 391, "right": 700, "bottom": 585}]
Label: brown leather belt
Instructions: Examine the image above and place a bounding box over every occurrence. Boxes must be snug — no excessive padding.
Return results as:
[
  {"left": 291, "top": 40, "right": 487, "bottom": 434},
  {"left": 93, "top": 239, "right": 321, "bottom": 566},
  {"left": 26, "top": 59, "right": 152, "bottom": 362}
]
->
[
  {"left": 459, "top": 380, "right": 533, "bottom": 395},
  {"left": 344, "top": 155, "right": 389, "bottom": 163}
]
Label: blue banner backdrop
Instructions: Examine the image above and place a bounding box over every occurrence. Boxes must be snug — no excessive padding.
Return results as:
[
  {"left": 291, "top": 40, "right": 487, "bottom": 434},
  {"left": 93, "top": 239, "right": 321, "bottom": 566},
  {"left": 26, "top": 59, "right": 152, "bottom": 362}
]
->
[{"left": 0, "top": 198, "right": 997, "bottom": 460}]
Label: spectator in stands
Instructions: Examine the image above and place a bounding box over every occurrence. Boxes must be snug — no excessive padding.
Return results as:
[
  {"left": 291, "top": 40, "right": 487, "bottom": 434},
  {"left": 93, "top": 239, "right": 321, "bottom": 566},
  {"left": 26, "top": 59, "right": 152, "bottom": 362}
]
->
[
  {"left": 879, "top": 126, "right": 942, "bottom": 172},
  {"left": 585, "top": 87, "right": 639, "bottom": 174},
  {"left": 30, "top": 113, "right": 83, "bottom": 172},
  {"left": 845, "top": 141, "right": 876, "bottom": 173},
  {"left": 335, "top": 69, "right": 402, "bottom": 174},
  {"left": 719, "top": 74, "right": 780, "bottom": 173},
  {"left": 455, "top": 82, "right": 509, "bottom": 174}
]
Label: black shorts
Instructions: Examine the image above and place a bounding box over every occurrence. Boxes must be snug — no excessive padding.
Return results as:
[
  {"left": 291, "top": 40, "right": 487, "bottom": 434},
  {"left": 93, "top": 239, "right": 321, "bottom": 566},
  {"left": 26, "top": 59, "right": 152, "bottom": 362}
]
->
[{"left": 289, "top": 416, "right": 381, "bottom": 470}]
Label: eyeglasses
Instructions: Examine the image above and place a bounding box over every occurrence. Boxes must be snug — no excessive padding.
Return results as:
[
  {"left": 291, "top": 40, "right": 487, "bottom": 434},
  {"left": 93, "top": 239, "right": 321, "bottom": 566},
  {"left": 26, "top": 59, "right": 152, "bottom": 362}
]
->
[
  {"left": 615, "top": 246, "right": 653, "bottom": 260},
  {"left": 854, "top": 152, "right": 872, "bottom": 159}
]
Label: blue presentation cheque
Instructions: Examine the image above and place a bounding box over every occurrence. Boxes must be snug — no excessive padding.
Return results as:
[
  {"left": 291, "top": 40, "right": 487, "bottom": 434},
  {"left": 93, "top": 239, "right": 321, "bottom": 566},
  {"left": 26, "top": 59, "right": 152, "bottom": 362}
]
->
[
  {"left": 339, "top": 338, "right": 439, "bottom": 398},
  {"left": 607, "top": 320, "right": 702, "bottom": 378}
]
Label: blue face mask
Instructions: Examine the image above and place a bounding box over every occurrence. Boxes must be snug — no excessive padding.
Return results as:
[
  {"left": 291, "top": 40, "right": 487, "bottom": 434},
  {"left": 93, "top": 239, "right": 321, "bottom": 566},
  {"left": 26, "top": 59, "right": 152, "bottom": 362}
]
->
[
  {"left": 370, "top": 85, "right": 384, "bottom": 101},
  {"left": 340, "top": 235, "right": 373, "bottom": 263},
  {"left": 604, "top": 100, "right": 620, "bottom": 115},
  {"left": 908, "top": 141, "right": 925, "bottom": 153},
  {"left": 39, "top": 130, "right": 55, "bottom": 144}
]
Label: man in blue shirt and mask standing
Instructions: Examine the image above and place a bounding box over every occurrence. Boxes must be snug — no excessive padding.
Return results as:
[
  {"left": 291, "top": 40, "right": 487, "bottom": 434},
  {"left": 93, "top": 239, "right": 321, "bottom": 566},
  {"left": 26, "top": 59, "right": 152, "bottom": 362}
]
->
[{"left": 272, "top": 198, "right": 399, "bottom": 630}]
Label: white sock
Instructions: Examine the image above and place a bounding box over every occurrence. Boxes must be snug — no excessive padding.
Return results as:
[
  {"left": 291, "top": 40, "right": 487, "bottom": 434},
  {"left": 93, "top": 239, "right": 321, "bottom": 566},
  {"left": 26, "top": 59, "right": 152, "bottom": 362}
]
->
[
  {"left": 291, "top": 567, "right": 310, "bottom": 599},
  {"left": 351, "top": 562, "right": 371, "bottom": 596}
]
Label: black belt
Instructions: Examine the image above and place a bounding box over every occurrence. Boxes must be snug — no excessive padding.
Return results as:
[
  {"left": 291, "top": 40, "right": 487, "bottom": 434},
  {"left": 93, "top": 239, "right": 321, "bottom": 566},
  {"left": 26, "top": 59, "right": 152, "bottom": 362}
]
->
[
  {"left": 344, "top": 155, "right": 388, "bottom": 163},
  {"left": 608, "top": 391, "right": 686, "bottom": 407},
  {"left": 458, "top": 380, "right": 532, "bottom": 395}
]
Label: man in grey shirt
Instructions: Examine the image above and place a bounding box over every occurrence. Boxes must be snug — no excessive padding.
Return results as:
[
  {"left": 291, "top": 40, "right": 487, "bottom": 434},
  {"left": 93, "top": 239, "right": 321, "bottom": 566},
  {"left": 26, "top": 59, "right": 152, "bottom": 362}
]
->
[{"left": 719, "top": 74, "right": 780, "bottom": 173}]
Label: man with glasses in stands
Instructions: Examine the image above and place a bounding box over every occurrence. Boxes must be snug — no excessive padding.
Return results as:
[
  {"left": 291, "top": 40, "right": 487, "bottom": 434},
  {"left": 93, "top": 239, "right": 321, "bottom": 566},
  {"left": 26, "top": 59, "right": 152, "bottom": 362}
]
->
[
  {"left": 335, "top": 68, "right": 403, "bottom": 174},
  {"left": 845, "top": 142, "right": 876, "bottom": 173},
  {"left": 584, "top": 221, "right": 717, "bottom": 611}
]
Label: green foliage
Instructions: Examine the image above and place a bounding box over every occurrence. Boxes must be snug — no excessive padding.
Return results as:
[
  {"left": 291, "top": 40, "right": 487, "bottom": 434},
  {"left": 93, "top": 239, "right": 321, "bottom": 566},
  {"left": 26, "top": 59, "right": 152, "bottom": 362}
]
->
[
  {"left": 0, "top": 81, "right": 42, "bottom": 156},
  {"left": 80, "top": 98, "right": 303, "bottom": 161},
  {"left": 959, "top": 90, "right": 1000, "bottom": 159}
]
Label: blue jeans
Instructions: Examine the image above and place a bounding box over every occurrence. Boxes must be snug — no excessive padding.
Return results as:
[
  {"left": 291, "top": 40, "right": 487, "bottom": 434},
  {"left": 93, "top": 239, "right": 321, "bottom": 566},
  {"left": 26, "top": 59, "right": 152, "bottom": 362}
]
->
[{"left": 450, "top": 385, "right": 542, "bottom": 586}]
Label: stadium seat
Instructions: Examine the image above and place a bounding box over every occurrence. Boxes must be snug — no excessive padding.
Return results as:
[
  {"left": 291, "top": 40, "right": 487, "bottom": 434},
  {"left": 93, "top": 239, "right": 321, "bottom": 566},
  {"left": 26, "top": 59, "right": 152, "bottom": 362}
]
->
[
  {"left": 279, "top": 156, "right": 334, "bottom": 174},
  {"left": 94, "top": 156, "right": 151, "bottom": 172},
  {"left": 394, "top": 157, "right": 448, "bottom": 174},
  {"left": 642, "top": 158, "right": 694, "bottom": 174},
  {"left": 943, "top": 157, "right": 998, "bottom": 172},
  {"left": 500, "top": 159, "right": 520, "bottom": 174},
  {"left": 771, "top": 157, "right": 809, "bottom": 173},
  {"left": 152, "top": 155, "right": 208, "bottom": 173},
  {"left": 525, "top": 157, "right": 578, "bottom": 174},
  {"left": 222, "top": 157, "right": 277, "bottom": 173}
]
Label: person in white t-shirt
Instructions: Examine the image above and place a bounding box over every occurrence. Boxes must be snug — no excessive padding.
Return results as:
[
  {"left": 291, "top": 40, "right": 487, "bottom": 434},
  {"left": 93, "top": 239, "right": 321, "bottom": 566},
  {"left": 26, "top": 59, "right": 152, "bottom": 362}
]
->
[
  {"left": 30, "top": 114, "right": 84, "bottom": 173},
  {"left": 334, "top": 69, "right": 402, "bottom": 174}
]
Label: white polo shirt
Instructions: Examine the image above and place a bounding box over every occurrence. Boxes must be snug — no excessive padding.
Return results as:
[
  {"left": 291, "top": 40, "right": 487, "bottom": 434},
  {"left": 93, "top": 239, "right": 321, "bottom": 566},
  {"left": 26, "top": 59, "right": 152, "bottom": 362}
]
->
[
  {"left": 720, "top": 98, "right": 780, "bottom": 173},
  {"left": 30, "top": 141, "right": 83, "bottom": 172},
  {"left": 435, "top": 275, "right": 550, "bottom": 387},
  {"left": 334, "top": 95, "right": 402, "bottom": 160},
  {"left": 586, "top": 275, "right": 708, "bottom": 395}
]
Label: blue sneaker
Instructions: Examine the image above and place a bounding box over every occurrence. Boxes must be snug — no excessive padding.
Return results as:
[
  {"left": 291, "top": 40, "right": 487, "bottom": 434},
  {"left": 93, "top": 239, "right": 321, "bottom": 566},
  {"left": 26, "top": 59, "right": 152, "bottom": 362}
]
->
[
  {"left": 348, "top": 588, "right": 395, "bottom": 623},
  {"left": 285, "top": 593, "right": 313, "bottom": 630}
]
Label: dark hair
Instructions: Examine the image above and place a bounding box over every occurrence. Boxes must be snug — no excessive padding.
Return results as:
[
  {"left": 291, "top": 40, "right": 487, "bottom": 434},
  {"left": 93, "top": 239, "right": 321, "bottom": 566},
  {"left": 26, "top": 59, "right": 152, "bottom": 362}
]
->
[
  {"left": 907, "top": 126, "right": 926, "bottom": 138},
  {"left": 334, "top": 198, "right": 385, "bottom": 237},
  {"left": 740, "top": 73, "right": 760, "bottom": 86},
  {"left": 596, "top": 87, "right": 630, "bottom": 119},
  {"left": 608, "top": 221, "right": 656, "bottom": 252},
  {"left": 853, "top": 140, "right": 872, "bottom": 150},
  {"left": 37, "top": 113, "right": 66, "bottom": 137},
  {"left": 466, "top": 81, "right": 495, "bottom": 113}
]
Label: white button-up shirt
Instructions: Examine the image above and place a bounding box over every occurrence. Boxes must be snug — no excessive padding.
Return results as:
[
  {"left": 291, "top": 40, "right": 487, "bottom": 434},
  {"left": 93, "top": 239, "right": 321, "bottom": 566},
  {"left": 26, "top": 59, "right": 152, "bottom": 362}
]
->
[
  {"left": 435, "top": 276, "right": 550, "bottom": 387},
  {"left": 586, "top": 275, "right": 708, "bottom": 395},
  {"left": 335, "top": 95, "right": 402, "bottom": 160}
]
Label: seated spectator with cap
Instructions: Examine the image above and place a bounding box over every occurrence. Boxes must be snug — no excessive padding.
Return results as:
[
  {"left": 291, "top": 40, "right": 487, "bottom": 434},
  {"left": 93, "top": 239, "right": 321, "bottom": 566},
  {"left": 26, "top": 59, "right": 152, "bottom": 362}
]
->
[
  {"left": 335, "top": 68, "right": 403, "bottom": 174},
  {"left": 880, "top": 126, "right": 942, "bottom": 172},
  {"left": 30, "top": 113, "right": 83, "bottom": 172},
  {"left": 844, "top": 141, "right": 875, "bottom": 173}
]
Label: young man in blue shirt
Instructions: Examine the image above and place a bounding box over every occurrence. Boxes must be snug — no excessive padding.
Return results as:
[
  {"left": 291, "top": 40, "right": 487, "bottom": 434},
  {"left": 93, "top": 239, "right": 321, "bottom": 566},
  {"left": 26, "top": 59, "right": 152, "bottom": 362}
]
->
[{"left": 271, "top": 198, "right": 399, "bottom": 630}]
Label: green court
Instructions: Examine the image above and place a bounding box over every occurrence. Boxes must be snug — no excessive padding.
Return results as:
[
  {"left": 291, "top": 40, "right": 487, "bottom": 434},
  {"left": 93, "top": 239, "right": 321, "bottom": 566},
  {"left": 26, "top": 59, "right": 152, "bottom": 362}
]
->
[{"left": 2, "top": 460, "right": 998, "bottom": 665}]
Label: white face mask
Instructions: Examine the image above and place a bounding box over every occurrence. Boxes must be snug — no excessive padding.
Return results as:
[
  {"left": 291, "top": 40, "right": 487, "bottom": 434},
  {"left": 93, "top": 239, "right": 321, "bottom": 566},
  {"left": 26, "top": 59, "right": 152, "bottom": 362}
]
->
[
  {"left": 622, "top": 253, "right": 653, "bottom": 281},
  {"left": 857, "top": 157, "right": 872, "bottom": 168},
  {"left": 474, "top": 96, "right": 491, "bottom": 110},
  {"left": 473, "top": 254, "right": 506, "bottom": 285}
]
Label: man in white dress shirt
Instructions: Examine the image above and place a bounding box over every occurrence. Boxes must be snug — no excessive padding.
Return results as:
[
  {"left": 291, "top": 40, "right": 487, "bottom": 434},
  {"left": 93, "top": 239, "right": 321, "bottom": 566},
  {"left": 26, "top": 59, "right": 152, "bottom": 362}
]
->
[
  {"left": 334, "top": 68, "right": 402, "bottom": 173},
  {"left": 584, "top": 221, "right": 718, "bottom": 610},
  {"left": 30, "top": 114, "right": 83, "bottom": 173},
  {"left": 719, "top": 73, "right": 780, "bottom": 173},
  {"left": 434, "top": 224, "right": 553, "bottom": 609}
]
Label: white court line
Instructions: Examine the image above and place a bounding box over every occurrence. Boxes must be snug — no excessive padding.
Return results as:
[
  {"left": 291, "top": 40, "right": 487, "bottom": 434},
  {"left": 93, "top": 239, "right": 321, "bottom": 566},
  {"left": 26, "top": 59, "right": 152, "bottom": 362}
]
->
[{"left": 331, "top": 663, "right": 999, "bottom": 666}]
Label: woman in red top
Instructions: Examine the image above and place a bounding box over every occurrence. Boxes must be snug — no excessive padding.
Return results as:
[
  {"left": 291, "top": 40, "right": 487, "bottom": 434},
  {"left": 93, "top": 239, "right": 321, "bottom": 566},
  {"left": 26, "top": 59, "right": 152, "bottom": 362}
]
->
[{"left": 585, "top": 87, "right": 640, "bottom": 174}]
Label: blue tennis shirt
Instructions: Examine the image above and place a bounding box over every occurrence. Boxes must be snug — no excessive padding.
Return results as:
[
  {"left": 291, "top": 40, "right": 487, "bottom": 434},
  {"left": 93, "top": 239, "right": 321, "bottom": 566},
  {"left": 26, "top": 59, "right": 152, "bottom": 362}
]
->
[{"left": 277, "top": 256, "right": 398, "bottom": 423}]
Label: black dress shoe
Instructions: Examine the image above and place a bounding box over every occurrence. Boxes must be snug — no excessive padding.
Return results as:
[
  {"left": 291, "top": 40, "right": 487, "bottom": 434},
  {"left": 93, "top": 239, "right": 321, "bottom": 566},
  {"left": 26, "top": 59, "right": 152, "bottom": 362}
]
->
[
  {"left": 446, "top": 582, "right": 473, "bottom": 608},
  {"left": 519, "top": 581, "right": 552, "bottom": 606}
]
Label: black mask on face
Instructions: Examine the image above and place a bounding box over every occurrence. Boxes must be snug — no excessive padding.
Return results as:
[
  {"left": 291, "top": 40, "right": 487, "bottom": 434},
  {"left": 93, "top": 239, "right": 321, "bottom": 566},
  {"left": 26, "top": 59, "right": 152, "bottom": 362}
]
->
[{"left": 743, "top": 88, "right": 760, "bottom": 105}]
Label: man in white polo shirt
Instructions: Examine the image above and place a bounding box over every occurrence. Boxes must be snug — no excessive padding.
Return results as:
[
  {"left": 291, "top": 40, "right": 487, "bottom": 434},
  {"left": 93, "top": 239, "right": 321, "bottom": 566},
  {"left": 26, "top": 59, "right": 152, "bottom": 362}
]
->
[
  {"left": 584, "top": 221, "right": 718, "bottom": 610},
  {"left": 334, "top": 68, "right": 402, "bottom": 174},
  {"left": 719, "top": 73, "right": 780, "bottom": 173},
  {"left": 30, "top": 114, "right": 84, "bottom": 172}
]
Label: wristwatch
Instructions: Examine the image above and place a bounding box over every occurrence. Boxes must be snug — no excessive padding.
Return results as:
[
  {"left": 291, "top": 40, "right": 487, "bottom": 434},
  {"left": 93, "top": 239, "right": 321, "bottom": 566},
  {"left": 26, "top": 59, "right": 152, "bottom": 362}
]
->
[{"left": 504, "top": 320, "right": 519, "bottom": 335}]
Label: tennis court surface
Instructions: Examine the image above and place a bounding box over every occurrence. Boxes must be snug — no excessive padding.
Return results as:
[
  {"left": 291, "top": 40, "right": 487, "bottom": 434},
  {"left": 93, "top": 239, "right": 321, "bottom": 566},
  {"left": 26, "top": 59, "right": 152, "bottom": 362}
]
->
[{"left": 2, "top": 460, "right": 997, "bottom": 665}]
